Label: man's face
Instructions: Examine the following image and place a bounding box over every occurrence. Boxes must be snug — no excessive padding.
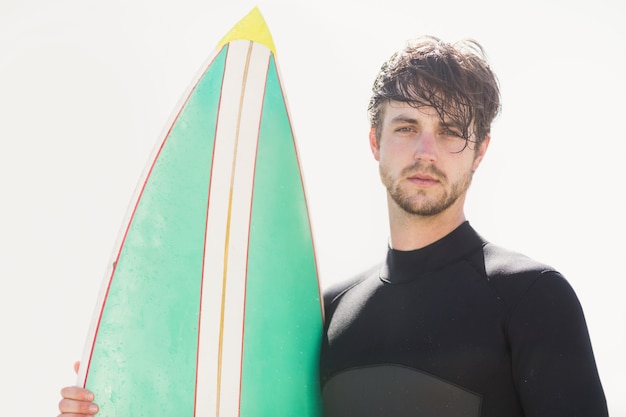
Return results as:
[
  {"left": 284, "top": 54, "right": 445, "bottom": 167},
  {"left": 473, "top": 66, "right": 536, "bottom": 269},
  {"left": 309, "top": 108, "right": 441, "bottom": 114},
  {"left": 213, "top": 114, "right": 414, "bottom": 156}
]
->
[{"left": 370, "top": 101, "right": 488, "bottom": 217}]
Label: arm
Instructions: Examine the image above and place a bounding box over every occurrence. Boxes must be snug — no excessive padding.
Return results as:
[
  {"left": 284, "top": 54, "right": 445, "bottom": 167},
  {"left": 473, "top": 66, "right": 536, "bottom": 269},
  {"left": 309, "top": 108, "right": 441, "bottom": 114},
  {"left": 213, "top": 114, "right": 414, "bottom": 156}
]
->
[{"left": 508, "top": 272, "right": 608, "bottom": 416}]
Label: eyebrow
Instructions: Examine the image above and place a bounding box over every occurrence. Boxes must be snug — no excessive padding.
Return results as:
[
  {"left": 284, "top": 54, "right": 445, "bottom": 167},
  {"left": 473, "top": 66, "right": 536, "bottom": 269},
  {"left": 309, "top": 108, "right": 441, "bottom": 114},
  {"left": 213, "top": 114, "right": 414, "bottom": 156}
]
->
[
  {"left": 440, "top": 120, "right": 462, "bottom": 130},
  {"left": 389, "top": 115, "right": 460, "bottom": 129},
  {"left": 389, "top": 116, "right": 419, "bottom": 125}
]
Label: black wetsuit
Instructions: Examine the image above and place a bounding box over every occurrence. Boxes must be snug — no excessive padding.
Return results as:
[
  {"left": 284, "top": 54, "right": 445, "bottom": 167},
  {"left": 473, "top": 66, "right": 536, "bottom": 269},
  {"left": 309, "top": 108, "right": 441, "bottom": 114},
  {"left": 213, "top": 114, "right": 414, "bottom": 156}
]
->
[{"left": 320, "top": 222, "right": 607, "bottom": 417}]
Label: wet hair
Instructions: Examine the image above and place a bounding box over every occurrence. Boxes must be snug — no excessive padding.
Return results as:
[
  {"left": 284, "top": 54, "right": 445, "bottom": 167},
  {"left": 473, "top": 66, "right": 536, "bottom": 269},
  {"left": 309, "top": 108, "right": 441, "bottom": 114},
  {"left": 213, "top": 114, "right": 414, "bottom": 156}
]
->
[{"left": 368, "top": 36, "right": 501, "bottom": 149}]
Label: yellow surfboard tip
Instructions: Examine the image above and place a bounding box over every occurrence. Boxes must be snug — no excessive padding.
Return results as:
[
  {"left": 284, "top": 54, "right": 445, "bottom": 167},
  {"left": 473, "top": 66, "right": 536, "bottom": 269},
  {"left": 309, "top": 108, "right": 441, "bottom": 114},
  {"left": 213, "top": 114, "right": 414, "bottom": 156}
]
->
[{"left": 217, "top": 6, "right": 276, "bottom": 54}]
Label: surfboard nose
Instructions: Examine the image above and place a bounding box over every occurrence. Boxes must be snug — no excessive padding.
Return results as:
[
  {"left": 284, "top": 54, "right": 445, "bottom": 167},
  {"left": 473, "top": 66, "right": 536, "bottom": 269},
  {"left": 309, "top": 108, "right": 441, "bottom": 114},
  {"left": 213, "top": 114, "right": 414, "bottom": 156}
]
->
[{"left": 217, "top": 7, "right": 276, "bottom": 55}]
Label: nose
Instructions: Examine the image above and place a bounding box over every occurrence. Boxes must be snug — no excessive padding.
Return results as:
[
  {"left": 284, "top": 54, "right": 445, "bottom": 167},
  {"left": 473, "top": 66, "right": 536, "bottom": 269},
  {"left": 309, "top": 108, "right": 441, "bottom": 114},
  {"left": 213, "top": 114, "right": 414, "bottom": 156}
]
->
[{"left": 413, "top": 130, "right": 437, "bottom": 162}]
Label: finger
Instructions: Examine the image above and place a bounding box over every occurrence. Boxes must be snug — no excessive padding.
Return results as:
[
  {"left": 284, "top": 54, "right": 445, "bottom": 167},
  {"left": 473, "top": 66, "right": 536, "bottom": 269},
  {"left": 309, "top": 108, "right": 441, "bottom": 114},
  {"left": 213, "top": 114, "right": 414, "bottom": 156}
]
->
[
  {"left": 60, "top": 386, "right": 94, "bottom": 401},
  {"left": 57, "top": 412, "right": 97, "bottom": 417},
  {"left": 58, "top": 398, "right": 99, "bottom": 415},
  {"left": 73, "top": 361, "right": 81, "bottom": 374},
  {"left": 57, "top": 414, "right": 96, "bottom": 417}
]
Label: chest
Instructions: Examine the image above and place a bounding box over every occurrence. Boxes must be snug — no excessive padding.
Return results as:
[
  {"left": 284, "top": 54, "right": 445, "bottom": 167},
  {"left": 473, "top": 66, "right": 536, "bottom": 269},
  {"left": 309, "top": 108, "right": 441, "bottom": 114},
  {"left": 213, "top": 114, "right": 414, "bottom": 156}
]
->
[{"left": 325, "top": 263, "right": 509, "bottom": 388}]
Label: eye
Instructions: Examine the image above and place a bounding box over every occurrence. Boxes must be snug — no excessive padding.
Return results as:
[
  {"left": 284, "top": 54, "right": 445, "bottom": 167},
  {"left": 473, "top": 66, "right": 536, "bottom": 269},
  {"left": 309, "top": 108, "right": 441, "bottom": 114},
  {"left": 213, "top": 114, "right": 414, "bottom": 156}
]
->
[
  {"left": 442, "top": 128, "right": 462, "bottom": 138},
  {"left": 439, "top": 128, "right": 469, "bottom": 153}
]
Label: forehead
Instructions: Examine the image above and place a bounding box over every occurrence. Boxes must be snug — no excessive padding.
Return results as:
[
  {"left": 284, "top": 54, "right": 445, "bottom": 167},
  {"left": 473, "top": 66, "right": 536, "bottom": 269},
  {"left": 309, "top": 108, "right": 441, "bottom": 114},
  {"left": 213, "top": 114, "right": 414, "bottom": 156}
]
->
[{"left": 381, "top": 100, "right": 443, "bottom": 124}]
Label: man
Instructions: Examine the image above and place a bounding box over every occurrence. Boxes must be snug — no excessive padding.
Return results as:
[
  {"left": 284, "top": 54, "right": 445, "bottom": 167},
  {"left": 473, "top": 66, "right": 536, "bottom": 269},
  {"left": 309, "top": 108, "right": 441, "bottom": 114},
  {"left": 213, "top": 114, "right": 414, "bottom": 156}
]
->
[
  {"left": 319, "top": 36, "right": 608, "bottom": 416},
  {"left": 58, "top": 36, "right": 608, "bottom": 417}
]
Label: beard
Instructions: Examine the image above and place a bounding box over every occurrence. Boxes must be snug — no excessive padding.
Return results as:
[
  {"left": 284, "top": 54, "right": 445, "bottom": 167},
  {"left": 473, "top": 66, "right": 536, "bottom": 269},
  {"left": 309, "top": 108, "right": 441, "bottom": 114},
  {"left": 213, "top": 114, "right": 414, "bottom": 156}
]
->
[{"left": 381, "top": 162, "right": 474, "bottom": 216}]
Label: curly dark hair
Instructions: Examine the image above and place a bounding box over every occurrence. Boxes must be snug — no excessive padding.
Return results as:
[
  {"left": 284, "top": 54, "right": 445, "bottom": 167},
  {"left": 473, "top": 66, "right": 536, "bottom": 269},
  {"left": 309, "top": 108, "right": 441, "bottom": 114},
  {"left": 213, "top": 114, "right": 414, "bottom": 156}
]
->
[{"left": 368, "top": 36, "right": 501, "bottom": 150}]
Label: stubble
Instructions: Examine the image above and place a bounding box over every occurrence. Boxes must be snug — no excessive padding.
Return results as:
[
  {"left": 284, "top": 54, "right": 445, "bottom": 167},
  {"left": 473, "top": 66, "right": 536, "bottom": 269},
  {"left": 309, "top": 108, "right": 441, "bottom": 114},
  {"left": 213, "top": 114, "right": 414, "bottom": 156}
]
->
[{"left": 381, "top": 162, "right": 474, "bottom": 217}]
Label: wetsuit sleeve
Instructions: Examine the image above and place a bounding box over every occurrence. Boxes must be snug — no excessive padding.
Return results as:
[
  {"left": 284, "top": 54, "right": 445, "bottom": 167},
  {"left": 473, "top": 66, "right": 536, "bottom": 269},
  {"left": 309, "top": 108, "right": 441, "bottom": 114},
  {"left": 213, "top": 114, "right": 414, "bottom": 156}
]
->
[{"left": 507, "top": 271, "right": 608, "bottom": 416}]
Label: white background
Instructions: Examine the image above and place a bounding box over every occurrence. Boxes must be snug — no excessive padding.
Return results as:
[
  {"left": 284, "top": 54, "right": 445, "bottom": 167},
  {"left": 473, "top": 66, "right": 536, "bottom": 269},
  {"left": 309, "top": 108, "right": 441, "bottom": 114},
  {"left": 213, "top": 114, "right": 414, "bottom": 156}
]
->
[{"left": 1, "top": 0, "right": 624, "bottom": 415}]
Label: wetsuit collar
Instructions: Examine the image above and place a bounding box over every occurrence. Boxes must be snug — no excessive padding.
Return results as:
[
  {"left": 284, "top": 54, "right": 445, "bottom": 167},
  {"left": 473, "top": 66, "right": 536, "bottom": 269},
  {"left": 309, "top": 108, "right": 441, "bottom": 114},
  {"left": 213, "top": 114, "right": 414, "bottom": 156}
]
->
[{"left": 379, "top": 221, "right": 484, "bottom": 284}]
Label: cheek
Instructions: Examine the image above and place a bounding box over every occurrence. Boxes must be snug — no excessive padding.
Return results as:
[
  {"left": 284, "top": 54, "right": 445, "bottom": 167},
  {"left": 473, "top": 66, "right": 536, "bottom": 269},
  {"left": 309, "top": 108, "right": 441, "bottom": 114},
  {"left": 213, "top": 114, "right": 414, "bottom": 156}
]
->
[
  {"left": 377, "top": 146, "right": 401, "bottom": 169},
  {"left": 440, "top": 155, "right": 476, "bottom": 180},
  {"left": 379, "top": 139, "right": 412, "bottom": 161}
]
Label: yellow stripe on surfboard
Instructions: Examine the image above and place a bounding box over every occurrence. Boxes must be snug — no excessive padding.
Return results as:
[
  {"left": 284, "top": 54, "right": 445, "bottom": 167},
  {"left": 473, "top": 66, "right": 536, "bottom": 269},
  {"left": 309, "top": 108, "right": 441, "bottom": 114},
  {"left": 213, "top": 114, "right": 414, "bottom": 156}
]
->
[{"left": 217, "top": 7, "right": 276, "bottom": 55}]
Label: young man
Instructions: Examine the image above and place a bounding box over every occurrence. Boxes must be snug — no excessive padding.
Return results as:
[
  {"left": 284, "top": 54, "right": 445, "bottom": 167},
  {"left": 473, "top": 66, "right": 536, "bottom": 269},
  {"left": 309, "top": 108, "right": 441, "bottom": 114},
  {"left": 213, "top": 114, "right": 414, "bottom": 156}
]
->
[
  {"left": 319, "top": 36, "right": 608, "bottom": 416},
  {"left": 58, "top": 36, "right": 608, "bottom": 417}
]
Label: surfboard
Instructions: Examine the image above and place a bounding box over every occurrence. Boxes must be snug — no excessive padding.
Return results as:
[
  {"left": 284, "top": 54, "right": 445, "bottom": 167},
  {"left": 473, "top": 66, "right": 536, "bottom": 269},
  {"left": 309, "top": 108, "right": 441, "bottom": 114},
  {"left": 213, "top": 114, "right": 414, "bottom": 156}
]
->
[{"left": 76, "top": 7, "right": 324, "bottom": 417}]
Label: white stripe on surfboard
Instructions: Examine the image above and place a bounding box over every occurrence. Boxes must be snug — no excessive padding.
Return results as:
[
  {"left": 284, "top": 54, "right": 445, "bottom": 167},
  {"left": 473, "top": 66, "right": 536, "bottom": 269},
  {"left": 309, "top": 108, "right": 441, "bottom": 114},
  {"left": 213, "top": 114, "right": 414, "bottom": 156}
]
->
[{"left": 195, "top": 40, "right": 270, "bottom": 417}]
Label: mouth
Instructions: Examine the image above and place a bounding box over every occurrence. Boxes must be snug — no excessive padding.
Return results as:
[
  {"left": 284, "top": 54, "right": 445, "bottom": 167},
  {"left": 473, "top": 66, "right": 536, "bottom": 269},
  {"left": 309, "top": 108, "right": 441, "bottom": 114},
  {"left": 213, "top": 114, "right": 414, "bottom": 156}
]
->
[{"left": 407, "top": 172, "right": 439, "bottom": 186}]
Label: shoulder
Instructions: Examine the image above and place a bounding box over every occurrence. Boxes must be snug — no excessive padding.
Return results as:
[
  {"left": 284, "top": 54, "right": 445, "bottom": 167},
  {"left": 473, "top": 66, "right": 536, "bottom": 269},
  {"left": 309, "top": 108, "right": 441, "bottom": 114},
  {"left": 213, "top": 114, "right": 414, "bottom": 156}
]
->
[
  {"left": 322, "top": 263, "right": 381, "bottom": 315},
  {"left": 479, "top": 241, "right": 564, "bottom": 293},
  {"left": 478, "top": 242, "right": 582, "bottom": 317},
  {"left": 481, "top": 242, "right": 556, "bottom": 278}
]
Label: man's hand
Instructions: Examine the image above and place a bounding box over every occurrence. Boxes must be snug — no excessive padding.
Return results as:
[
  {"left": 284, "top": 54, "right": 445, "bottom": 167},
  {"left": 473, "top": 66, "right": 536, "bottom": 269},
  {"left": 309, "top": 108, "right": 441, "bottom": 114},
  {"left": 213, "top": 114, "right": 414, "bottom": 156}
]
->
[{"left": 57, "top": 362, "right": 98, "bottom": 417}]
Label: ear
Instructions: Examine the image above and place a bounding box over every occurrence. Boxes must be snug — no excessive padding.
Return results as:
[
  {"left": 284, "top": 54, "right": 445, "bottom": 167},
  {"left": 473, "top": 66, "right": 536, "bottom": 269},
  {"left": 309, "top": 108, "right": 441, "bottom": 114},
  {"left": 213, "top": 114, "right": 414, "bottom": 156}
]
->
[
  {"left": 472, "top": 134, "right": 490, "bottom": 171},
  {"left": 369, "top": 127, "right": 380, "bottom": 161}
]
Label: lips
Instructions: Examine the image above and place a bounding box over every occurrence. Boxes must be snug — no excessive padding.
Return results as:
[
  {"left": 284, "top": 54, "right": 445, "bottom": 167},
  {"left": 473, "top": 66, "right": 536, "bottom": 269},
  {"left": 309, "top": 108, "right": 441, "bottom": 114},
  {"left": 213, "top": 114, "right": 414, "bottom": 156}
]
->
[
  {"left": 401, "top": 163, "right": 445, "bottom": 186},
  {"left": 407, "top": 172, "right": 439, "bottom": 186},
  {"left": 410, "top": 172, "right": 437, "bottom": 181}
]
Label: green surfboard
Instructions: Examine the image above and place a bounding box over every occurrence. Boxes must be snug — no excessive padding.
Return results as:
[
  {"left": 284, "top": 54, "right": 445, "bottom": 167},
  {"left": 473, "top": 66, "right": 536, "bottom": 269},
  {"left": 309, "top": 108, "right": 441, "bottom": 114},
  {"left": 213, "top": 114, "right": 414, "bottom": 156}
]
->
[{"left": 77, "top": 8, "right": 324, "bottom": 417}]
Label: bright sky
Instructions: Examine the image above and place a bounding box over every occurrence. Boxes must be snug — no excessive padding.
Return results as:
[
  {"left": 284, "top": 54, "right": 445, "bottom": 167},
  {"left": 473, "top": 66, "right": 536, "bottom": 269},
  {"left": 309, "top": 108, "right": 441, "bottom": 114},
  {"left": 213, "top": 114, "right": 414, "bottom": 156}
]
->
[{"left": 1, "top": 0, "right": 624, "bottom": 415}]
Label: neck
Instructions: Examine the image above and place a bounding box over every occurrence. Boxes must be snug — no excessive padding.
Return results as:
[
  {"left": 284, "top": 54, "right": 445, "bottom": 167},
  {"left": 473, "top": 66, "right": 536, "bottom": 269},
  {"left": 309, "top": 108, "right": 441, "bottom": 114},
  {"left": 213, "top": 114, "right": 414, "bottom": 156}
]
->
[{"left": 387, "top": 197, "right": 467, "bottom": 251}]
